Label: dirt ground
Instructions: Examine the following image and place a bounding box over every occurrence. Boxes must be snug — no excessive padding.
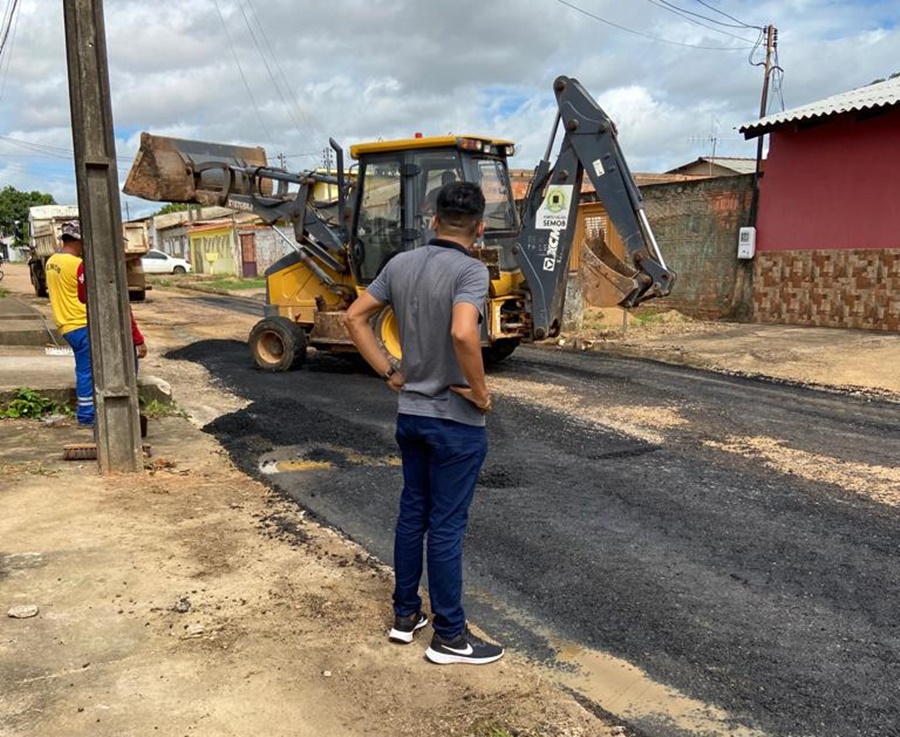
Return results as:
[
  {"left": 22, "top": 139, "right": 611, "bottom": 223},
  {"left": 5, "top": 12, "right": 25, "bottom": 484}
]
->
[{"left": 2, "top": 261, "right": 898, "bottom": 737}]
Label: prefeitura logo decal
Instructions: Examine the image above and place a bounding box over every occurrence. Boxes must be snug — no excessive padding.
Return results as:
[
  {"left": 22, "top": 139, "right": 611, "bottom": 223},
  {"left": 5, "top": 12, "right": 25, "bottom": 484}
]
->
[
  {"left": 535, "top": 184, "right": 574, "bottom": 271},
  {"left": 546, "top": 187, "right": 567, "bottom": 213}
]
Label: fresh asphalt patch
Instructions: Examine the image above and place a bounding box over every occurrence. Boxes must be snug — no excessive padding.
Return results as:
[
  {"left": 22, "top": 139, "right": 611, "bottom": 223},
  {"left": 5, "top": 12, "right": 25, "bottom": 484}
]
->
[{"left": 168, "top": 339, "right": 900, "bottom": 737}]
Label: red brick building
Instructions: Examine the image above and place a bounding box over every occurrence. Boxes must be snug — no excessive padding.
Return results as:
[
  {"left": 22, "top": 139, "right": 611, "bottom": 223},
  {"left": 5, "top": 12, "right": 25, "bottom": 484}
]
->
[{"left": 740, "top": 76, "right": 900, "bottom": 331}]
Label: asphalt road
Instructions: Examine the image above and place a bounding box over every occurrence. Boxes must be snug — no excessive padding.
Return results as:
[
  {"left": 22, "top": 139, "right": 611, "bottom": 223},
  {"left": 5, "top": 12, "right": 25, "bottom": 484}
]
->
[{"left": 169, "top": 338, "right": 900, "bottom": 737}]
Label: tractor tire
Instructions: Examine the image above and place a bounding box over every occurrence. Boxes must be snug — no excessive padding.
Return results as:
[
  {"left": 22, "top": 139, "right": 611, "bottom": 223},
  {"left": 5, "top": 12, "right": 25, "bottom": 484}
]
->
[
  {"left": 248, "top": 316, "right": 307, "bottom": 372},
  {"left": 372, "top": 306, "right": 402, "bottom": 368},
  {"left": 482, "top": 338, "right": 519, "bottom": 365}
]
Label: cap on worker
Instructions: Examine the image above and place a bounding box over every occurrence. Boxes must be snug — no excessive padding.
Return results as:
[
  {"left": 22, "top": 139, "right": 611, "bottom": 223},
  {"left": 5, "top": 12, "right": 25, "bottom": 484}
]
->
[{"left": 60, "top": 220, "right": 82, "bottom": 241}]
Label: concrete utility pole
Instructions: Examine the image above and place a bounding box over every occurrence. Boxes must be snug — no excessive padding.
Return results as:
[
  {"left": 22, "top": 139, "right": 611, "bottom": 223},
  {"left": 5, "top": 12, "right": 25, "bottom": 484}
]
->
[
  {"left": 750, "top": 24, "right": 777, "bottom": 224},
  {"left": 63, "top": 0, "right": 142, "bottom": 473}
]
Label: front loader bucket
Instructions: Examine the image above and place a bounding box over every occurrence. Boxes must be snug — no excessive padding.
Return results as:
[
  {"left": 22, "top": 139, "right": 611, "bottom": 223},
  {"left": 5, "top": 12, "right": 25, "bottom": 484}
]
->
[{"left": 123, "top": 132, "right": 269, "bottom": 204}]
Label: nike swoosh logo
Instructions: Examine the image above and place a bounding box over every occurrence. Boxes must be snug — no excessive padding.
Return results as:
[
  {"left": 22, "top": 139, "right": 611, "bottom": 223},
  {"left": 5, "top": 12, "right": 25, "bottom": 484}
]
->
[{"left": 444, "top": 644, "right": 474, "bottom": 655}]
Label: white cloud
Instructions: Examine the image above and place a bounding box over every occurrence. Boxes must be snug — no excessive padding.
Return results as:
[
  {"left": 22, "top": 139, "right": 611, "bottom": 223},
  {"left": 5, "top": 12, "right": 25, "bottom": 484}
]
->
[{"left": 0, "top": 0, "right": 897, "bottom": 217}]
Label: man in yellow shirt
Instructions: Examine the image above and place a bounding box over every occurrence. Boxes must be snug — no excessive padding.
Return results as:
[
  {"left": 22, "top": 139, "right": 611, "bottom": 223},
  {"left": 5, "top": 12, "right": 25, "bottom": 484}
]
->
[{"left": 45, "top": 220, "right": 93, "bottom": 426}]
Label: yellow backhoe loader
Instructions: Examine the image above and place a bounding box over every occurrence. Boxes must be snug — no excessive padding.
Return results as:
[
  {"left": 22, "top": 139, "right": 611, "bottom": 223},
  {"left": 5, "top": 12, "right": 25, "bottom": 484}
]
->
[{"left": 124, "top": 76, "right": 675, "bottom": 371}]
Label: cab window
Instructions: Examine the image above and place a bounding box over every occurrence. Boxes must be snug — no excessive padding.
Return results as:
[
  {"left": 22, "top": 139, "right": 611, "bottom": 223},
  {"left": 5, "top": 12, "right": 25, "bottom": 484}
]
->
[
  {"left": 354, "top": 157, "right": 402, "bottom": 283},
  {"left": 475, "top": 158, "right": 518, "bottom": 232}
]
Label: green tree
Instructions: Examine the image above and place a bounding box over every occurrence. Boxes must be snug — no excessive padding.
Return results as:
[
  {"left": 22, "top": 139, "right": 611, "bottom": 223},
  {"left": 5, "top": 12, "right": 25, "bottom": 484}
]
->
[
  {"left": 154, "top": 203, "right": 192, "bottom": 216},
  {"left": 0, "top": 186, "right": 56, "bottom": 238}
]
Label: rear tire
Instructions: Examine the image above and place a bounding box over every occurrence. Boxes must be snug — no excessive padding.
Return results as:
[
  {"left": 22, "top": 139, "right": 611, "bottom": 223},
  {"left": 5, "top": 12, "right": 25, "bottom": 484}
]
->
[
  {"left": 482, "top": 339, "right": 519, "bottom": 365},
  {"left": 248, "top": 316, "right": 307, "bottom": 371}
]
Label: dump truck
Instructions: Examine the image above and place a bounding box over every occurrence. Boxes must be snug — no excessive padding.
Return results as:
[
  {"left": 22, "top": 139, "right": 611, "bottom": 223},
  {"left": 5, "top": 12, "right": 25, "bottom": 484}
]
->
[
  {"left": 124, "top": 75, "right": 675, "bottom": 370},
  {"left": 25, "top": 205, "right": 150, "bottom": 301}
]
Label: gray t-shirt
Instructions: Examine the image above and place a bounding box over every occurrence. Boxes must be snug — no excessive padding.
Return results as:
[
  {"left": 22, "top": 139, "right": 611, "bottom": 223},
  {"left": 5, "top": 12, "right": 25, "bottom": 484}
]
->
[{"left": 366, "top": 239, "right": 490, "bottom": 427}]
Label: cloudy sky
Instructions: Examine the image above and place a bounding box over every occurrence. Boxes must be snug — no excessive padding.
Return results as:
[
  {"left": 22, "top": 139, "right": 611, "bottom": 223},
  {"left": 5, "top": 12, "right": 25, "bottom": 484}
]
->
[{"left": 0, "top": 0, "right": 897, "bottom": 218}]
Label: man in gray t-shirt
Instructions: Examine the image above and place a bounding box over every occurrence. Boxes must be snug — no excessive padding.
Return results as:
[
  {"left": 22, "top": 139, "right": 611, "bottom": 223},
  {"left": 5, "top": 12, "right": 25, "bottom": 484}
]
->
[{"left": 344, "top": 181, "right": 504, "bottom": 665}]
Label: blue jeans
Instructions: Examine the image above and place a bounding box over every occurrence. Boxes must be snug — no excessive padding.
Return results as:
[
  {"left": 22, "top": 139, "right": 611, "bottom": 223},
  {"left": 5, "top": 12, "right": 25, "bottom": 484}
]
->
[
  {"left": 63, "top": 327, "right": 94, "bottom": 426},
  {"left": 393, "top": 413, "right": 487, "bottom": 640}
]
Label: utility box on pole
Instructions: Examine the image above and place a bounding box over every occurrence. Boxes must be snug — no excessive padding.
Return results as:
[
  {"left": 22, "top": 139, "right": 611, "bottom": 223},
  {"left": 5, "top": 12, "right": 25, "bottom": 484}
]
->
[{"left": 63, "top": 0, "right": 142, "bottom": 473}]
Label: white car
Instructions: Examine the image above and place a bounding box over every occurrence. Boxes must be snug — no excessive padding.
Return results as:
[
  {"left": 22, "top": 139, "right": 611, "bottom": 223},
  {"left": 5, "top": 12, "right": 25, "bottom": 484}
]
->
[{"left": 141, "top": 249, "right": 192, "bottom": 275}]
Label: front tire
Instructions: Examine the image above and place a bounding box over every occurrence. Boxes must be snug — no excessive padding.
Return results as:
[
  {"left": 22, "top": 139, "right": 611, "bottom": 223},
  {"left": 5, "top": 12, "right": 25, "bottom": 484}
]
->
[
  {"left": 172, "top": 265, "right": 187, "bottom": 275},
  {"left": 482, "top": 338, "right": 519, "bottom": 365},
  {"left": 248, "top": 316, "right": 307, "bottom": 371}
]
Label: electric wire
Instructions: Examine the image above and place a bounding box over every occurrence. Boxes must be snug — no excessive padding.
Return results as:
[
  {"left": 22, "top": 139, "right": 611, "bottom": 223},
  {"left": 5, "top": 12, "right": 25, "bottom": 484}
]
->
[
  {"left": 244, "top": 0, "right": 324, "bottom": 147},
  {"left": 0, "top": 0, "right": 21, "bottom": 104},
  {"left": 236, "top": 0, "right": 312, "bottom": 148},
  {"left": 747, "top": 27, "right": 765, "bottom": 66},
  {"left": 554, "top": 0, "right": 754, "bottom": 50},
  {"left": 644, "top": 0, "right": 759, "bottom": 43},
  {"left": 692, "top": 0, "right": 758, "bottom": 30},
  {"left": 211, "top": 0, "right": 274, "bottom": 144},
  {"left": 0, "top": 134, "right": 134, "bottom": 163},
  {"left": 653, "top": 0, "right": 761, "bottom": 31},
  {"left": 0, "top": 0, "right": 19, "bottom": 56},
  {"left": 770, "top": 46, "right": 786, "bottom": 113}
]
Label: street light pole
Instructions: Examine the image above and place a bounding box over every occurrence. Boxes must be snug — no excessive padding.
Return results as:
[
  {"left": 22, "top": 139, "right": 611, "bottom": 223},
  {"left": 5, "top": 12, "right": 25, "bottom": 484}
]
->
[{"left": 63, "top": 0, "right": 142, "bottom": 473}]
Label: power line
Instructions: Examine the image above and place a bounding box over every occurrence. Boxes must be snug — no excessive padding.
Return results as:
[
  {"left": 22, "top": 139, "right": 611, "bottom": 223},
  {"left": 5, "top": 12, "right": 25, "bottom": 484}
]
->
[
  {"left": 0, "top": 0, "right": 19, "bottom": 56},
  {"left": 654, "top": 0, "right": 761, "bottom": 31},
  {"left": 0, "top": 134, "right": 134, "bottom": 163},
  {"left": 236, "top": 0, "right": 310, "bottom": 142},
  {"left": 644, "top": 0, "right": 759, "bottom": 43},
  {"left": 211, "top": 0, "right": 274, "bottom": 144},
  {"left": 0, "top": 0, "right": 21, "bottom": 105},
  {"left": 554, "top": 0, "right": 754, "bottom": 50},
  {"left": 243, "top": 0, "right": 323, "bottom": 145},
  {"left": 692, "top": 0, "right": 758, "bottom": 30}
]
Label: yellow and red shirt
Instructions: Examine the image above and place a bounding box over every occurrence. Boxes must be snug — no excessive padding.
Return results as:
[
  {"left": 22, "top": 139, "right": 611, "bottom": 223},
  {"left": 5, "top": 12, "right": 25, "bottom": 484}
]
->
[{"left": 45, "top": 252, "right": 87, "bottom": 335}]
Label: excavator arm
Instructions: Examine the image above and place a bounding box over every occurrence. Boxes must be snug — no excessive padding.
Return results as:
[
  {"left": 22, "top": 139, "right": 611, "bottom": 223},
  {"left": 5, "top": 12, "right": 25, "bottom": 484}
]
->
[{"left": 514, "top": 76, "right": 676, "bottom": 340}]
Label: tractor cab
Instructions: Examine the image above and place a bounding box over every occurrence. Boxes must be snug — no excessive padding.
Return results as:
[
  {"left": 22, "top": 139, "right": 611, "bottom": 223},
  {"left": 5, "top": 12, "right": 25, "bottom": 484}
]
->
[{"left": 348, "top": 135, "right": 520, "bottom": 284}]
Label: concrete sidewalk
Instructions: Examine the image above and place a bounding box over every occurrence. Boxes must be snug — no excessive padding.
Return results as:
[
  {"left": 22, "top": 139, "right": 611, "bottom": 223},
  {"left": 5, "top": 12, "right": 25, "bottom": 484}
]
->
[
  {"left": 0, "top": 296, "right": 171, "bottom": 406},
  {"left": 0, "top": 296, "right": 59, "bottom": 348}
]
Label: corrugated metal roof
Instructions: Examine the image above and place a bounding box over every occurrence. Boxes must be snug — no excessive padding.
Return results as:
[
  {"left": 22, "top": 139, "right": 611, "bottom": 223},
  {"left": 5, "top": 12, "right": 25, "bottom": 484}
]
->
[
  {"left": 740, "top": 75, "right": 900, "bottom": 138},
  {"left": 667, "top": 157, "right": 758, "bottom": 176}
]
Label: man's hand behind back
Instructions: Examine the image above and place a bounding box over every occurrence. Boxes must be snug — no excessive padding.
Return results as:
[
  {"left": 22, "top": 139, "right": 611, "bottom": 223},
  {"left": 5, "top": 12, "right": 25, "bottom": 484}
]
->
[{"left": 450, "top": 385, "right": 492, "bottom": 413}]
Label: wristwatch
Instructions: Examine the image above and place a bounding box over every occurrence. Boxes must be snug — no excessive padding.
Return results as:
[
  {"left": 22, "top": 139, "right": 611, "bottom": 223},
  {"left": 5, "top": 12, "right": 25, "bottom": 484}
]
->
[{"left": 383, "top": 365, "right": 397, "bottom": 381}]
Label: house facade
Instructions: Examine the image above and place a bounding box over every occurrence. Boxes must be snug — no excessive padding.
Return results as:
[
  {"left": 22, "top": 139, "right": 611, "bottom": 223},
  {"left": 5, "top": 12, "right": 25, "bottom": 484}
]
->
[
  {"left": 152, "top": 207, "right": 295, "bottom": 278},
  {"left": 741, "top": 76, "right": 900, "bottom": 331}
]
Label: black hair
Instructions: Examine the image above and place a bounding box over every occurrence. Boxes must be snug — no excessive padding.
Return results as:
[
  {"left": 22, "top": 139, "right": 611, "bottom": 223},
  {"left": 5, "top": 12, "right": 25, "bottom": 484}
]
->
[{"left": 435, "top": 181, "right": 485, "bottom": 237}]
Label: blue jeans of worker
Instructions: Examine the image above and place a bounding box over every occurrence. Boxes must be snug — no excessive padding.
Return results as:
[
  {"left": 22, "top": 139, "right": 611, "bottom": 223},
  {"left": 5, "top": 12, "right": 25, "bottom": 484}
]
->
[
  {"left": 63, "top": 326, "right": 94, "bottom": 426},
  {"left": 393, "top": 413, "right": 487, "bottom": 641}
]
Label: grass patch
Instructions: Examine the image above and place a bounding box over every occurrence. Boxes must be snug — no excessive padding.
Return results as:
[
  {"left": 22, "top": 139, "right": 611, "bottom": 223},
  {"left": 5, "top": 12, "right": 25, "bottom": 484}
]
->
[
  {"left": 148, "top": 274, "right": 265, "bottom": 292},
  {"left": 140, "top": 398, "right": 188, "bottom": 420},
  {"left": 0, "top": 286, "right": 9, "bottom": 298},
  {"left": 0, "top": 461, "right": 60, "bottom": 477},
  {"left": 0, "top": 388, "right": 72, "bottom": 419},
  {"left": 203, "top": 275, "right": 266, "bottom": 291}
]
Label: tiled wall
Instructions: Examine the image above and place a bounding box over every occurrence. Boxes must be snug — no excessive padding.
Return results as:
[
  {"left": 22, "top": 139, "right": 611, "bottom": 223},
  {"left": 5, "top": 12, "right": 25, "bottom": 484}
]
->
[{"left": 753, "top": 250, "right": 900, "bottom": 331}]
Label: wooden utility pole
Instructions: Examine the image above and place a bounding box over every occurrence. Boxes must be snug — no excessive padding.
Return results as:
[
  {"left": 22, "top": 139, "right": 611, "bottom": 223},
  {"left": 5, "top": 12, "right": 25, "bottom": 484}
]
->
[{"left": 63, "top": 0, "right": 142, "bottom": 473}]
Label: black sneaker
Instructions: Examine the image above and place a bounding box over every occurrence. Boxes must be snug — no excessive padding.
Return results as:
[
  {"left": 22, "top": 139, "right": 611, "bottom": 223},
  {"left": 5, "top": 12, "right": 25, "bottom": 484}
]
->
[
  {"left": 388, "top": 611, "right": 428, "bottom": 644},
  {"left": 425, "top": 627, "right": 504, "bottom": 665}
]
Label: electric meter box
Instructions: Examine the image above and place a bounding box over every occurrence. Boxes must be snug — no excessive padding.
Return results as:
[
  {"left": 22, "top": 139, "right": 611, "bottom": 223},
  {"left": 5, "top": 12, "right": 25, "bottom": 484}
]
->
[{"left": 737, "top": 226, "right": 756, "bottom": 259}]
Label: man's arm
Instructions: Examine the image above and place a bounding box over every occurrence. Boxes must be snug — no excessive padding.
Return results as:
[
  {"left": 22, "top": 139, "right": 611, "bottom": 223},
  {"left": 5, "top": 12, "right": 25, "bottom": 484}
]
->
[
  {"left": 343, "top": 291, "right": 404, "bottom": 390},
  {"left": 449, "top": 302, "right": 491, "bottom": 412},
  {"left": 130, "top": 310, "right": 147, "bottom": 358}
]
